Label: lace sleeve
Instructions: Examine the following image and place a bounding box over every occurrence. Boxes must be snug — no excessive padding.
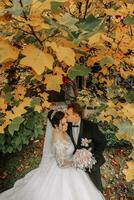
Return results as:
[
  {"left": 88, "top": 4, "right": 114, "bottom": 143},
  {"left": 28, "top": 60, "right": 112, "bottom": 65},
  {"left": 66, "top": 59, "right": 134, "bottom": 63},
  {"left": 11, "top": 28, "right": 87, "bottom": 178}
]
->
[{"left": 53, "top": 139, "right": 73, "bottom": 168}]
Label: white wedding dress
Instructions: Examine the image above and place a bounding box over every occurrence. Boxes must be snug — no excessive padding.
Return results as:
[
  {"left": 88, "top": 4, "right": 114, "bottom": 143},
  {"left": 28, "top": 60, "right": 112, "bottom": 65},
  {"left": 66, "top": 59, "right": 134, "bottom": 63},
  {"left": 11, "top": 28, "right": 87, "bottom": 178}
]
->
[{"left": 0, "top": 121, "right": 105, "bottom": 200}]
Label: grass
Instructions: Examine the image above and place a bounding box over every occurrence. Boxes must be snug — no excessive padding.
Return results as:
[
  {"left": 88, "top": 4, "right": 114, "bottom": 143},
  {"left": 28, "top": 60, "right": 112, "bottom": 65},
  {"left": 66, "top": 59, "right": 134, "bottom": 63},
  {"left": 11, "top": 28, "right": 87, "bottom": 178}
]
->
[{"left": 0, "top": 136, "right": 43, "bottom": 192}]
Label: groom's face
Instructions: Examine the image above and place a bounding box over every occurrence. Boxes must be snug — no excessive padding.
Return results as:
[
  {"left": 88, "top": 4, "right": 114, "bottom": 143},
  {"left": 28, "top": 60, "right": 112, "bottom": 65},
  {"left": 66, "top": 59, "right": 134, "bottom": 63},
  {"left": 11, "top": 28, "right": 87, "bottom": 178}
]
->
[{"left": 65, "top": 108, "right": 79, "bottom": 123}]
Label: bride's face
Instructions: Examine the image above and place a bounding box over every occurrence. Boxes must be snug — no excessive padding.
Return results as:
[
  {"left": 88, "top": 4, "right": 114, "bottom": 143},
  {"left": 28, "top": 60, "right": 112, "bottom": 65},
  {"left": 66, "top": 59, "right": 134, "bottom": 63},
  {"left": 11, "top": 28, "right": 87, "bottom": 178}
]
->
[{"left": 59, "top": 117, "right": 68, "bottom": 132}]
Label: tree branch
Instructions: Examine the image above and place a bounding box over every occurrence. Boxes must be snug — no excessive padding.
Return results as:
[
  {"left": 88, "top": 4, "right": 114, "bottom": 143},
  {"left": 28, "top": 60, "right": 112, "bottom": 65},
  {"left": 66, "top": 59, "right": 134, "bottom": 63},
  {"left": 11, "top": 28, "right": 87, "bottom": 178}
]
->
[
  {"left": 77, "top": 2, "right": 82, "bottom": 18},
  {"left": 12, "top": 17, "right": 25, "bottom": 23},
  {"left": 2, "top": 0, "right": 12, "bottom": 5},
  {"left": 83, "top": 0, "right": 89, "bottom": 19},
  {"left": 28, "top": 25, "right": 44, "bottom": 47},
  {"left": 12, "top": 25, "right": 31, "bottom": 35},
  {"left": 130, "top": 26, "right": 133, "bottom": 37},
  {"left": 19, "top": 0, "right": 43, "bottom": 47}
]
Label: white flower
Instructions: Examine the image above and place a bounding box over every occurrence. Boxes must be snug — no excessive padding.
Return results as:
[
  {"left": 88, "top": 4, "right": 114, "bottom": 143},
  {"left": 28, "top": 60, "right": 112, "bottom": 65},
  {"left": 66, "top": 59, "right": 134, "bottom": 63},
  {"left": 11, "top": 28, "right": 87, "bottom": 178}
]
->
[
  {"left": 73, "top": 148, "right": 96, "bottom": 172},
  {"left": 81, "top": 138, "right": 92, "bottom": 147}
]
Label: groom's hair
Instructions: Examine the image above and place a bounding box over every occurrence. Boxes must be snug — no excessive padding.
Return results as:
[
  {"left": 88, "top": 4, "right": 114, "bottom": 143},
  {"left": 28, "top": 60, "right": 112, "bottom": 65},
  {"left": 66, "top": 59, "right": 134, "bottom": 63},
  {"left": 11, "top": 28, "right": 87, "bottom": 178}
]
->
[{"left": 67, "top": 102, "right": 83, "bottom": 117}]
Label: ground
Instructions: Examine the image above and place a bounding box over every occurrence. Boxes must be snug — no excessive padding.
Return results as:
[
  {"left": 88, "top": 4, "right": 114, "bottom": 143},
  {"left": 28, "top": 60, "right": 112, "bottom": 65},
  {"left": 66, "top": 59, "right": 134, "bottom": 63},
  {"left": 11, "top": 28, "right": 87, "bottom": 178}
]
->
[{"left": 0, "top": 135, "right": 134, "bottom": 200}]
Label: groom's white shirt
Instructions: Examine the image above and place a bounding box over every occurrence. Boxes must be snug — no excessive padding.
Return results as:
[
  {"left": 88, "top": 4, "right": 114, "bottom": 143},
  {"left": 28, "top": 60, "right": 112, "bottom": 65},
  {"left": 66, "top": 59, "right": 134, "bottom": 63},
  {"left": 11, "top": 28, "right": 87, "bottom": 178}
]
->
[{"left": 72, "top": 118, "right": 81, "bottom": 144}]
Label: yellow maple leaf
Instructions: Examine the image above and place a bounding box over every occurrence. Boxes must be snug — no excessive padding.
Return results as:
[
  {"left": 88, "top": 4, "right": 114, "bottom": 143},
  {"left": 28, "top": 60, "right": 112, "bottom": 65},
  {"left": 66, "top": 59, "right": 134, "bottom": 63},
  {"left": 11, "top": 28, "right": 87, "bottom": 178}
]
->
[
  {"left": 0, "top": 0, "right": 12, "bottom": 7},
  {"left": 20, "top": 45, "right": 54, "bottom": 75},
  {"left": 0, "top": 97, "right": 7, "bottom": 111},
  {"left": 40, "top": 92, "right": 49, "bottom": 100},
  {"left": 106, "top": 107, "right": 117, "bottom": 117},
  {"left": 123, "top": 161, "right": 134, "bottom": 182},
  {"left": 96, "top": 110, "right": 107, "bottom": 122},
  {"left": 55, "top": 37, "right": 77, "bottom": 49},
  {"left": 119, "top": 34, "right": 134, "bottom": 53},
  {"left": 3, "top": 118, "right": 11, "bottom": 127},
  {"left": 116, "top": 131, "right": 130, "bottom": 141},
  {"left": 106, "top": 79, "right": 114, "bottom": 87},
  {"left": 53, "top": 66, "right": 65, "bottom": 75},
  {"left": 12, "top": 85, "right": 26, "bottom": 100},
  {"left": 107, "top": 100, "right": 116, "bottom": 108},
  {"left": 0, "top": 117, "right": 12, "bottom": 133},
  {"left": 0, "top": 40, "right": 19, "bottom": 64},
  {"left": 98, "top": 77, "right": 107, "bottom": 83},
  {"left": 105, "top": 8, "right": 116, "bottom": 16},
  {"left": 12, "top": 103, "right": 27, "bottom": 117},
  {"left": 112, "top": 118, "right": 121, "bottom": 126},
  {"left": 0, "top": 125, "right": 5, "bottom": 134},
  {"left": 44, "top": 74, "right": 63, "bottom": 92},
  {"left": 88, "top": 33, "right": 103, "bottom": 45},
  {"left": 112, "top": 51, "right": 124, "bottom": 66},
  {"left": 39, "top": 92, "right": 51, "bottom": 109},
  {"left": 121, "top": 103, "right": 134, "bottom": 125},
  {"left": 101, "top": 34, "right": 113, "bottom": 44},
  {"left": 22, "top": 97, "right": 32, "bottom": 107},
  {"left": 86, "top": 54, "right": 105, "bottom": 67},
  {"left": 46, "top": 42, "right": 75, "bottom": 66},
  {"left": 104, "top": 115, "right": 112, "bottom": 122},
  {"left": 30, "top": 0, "right": 51, "bottom": 15},
  {"left": 124, "top": 56, "right": 134, "bottom": 66},
  {"left": 0, "top": 15, "right": 8, "bottom": 25},
  {"left": 119, "top": 68, "right": 133, "bottom": 79},
  {"left": 42, "top": 101, "right": 51, "bottom": 109},
  {"left": 96, "top": 90, "right": 103, "bottom": 95},
  {"left": 5, "top": 111, "right": 16, "bottom": 120},
  {"left": 34, "top": 105, "right": 42, "bottom": 113},
  {"left": 99, "top": 66, "right": 109, "bottom": 75},
  {"left": 28, "top": 0, "right": 50, "bottom": 31},
  {"left": 29, "top": 0, "right": 67, "bottom": 31}
]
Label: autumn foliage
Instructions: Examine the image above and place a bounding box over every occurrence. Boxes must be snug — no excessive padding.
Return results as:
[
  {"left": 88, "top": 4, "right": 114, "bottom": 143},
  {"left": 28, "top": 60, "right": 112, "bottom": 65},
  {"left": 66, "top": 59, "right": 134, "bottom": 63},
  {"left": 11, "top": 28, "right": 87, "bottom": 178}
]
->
[{"left": 0, "top": 0, "right": 134, "bottom": 183}]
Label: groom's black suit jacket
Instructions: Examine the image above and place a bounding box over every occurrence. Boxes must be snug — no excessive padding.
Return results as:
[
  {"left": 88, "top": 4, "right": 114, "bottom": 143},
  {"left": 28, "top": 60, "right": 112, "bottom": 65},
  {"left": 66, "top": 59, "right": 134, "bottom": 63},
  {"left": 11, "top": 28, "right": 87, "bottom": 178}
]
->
[{"left": 67, "top": 118, "right": 107, "bottom": 192}]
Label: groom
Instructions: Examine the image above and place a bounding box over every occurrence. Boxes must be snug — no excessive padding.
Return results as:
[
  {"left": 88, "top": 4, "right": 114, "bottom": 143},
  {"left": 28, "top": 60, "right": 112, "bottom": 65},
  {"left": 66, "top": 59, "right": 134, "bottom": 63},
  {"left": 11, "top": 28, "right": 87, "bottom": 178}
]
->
[{"left": 65, "top": 102, "right": 107, "bottom": 193}]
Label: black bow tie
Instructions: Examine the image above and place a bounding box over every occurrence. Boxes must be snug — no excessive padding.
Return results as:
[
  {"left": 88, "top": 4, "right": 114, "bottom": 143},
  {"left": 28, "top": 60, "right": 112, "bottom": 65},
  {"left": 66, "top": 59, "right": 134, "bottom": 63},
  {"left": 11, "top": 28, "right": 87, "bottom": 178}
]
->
[{"left": 72, "top": 125, "right": 79, "bottom": 127}]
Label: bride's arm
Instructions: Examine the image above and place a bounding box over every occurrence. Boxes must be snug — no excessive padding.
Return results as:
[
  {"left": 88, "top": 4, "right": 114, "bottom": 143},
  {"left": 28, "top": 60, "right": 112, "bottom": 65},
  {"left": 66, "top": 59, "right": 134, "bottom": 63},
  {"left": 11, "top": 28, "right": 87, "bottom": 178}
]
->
[{"left": 53, "top": 139, "right": 73, "bottom": 168}]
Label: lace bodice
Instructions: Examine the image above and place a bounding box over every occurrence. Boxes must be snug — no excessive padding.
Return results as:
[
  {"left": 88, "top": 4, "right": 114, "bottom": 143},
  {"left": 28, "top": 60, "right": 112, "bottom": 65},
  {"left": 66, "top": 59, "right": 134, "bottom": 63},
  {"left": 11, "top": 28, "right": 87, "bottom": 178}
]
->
[{"left": 53, "top": 134, "right": 74, "bottom": 168}]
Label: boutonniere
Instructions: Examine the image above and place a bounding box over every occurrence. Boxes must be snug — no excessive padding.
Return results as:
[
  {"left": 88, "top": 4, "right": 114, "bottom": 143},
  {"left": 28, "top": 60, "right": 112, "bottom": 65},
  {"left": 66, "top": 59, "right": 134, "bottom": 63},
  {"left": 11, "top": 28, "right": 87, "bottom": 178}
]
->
[{"left": 81, "top": 138, "right": 92, "bottom": 147}]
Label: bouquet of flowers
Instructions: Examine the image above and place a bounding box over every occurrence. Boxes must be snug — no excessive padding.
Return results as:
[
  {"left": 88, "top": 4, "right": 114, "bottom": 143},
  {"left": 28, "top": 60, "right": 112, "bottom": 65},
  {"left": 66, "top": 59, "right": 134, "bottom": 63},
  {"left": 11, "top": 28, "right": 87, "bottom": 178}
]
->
[{"left": 73, "top": 148, "right": 97, "bottom": 172}]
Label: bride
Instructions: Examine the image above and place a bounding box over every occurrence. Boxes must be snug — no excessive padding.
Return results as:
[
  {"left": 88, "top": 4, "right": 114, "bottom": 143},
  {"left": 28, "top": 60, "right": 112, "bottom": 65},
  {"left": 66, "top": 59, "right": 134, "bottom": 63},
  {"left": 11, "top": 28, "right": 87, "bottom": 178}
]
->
[{"left": 0, "top": 109, "right": 105, "bottom": 200}]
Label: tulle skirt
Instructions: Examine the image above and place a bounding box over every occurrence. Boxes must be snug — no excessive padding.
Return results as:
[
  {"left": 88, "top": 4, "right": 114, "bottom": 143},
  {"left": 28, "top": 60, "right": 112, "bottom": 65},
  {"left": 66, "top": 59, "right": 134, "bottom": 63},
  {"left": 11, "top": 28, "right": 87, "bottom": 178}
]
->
[{"left": 0, "top": 161, "right": 105, "bottom": 200}]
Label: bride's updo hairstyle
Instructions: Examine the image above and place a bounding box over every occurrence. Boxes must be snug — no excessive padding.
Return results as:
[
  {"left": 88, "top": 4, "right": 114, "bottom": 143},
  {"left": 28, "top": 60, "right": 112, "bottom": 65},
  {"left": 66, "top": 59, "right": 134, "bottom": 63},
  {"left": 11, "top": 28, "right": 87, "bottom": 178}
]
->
[{"left": 48, "top": 110, "right": 65, "bottom": 128}]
